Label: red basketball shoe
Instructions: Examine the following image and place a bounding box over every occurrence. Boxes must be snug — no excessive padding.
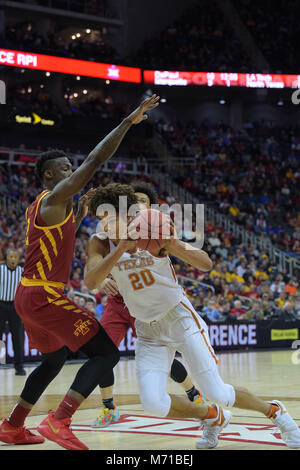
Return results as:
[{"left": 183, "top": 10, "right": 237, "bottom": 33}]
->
[
  {"left": 37, "top": 412, "right": 88, "bottom": 450},
  {"left": 0, "top": 418, "right": 45, "bottom": 445}
]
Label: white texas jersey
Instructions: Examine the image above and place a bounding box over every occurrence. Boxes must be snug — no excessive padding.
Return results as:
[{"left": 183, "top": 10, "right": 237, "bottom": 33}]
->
[{"left": 108, "top": 241, "right": 185, "bottom": 322}]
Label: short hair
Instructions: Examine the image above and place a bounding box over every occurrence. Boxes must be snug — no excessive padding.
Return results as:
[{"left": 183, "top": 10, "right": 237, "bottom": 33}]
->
[
  {"left": 89, "top": 183, "right": 138, "bottom": 216},
  {"left": 5, "top": 248, "right": 19, "bottom": 257},
  {"left": 35, "top": 149, "right": 67, "bottom": 182},
  {"left": 132, "top": 181, "right": 158, "bottom": 205}
]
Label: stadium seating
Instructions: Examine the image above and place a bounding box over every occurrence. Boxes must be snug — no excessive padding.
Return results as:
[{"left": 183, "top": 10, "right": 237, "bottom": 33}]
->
[{"left": 1, "top": 160, "right": 299, "bottom": 322}]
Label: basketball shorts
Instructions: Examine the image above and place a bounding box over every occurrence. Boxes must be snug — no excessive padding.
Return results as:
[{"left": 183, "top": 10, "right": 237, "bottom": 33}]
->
[
  {"left": 14, "top": 282, "right": 100, "bottom": 354},
  {"left": 135, "top": 296, "right": 219, "bottom": 377},
  {"left": 100, "top": 295, "right": 136, "bottom": 347}
]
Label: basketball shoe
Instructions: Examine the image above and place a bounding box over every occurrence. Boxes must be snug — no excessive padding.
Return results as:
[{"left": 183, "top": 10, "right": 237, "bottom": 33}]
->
[
  {"left": 37, "top": 412, "right": 88, "bottom": 450},
  {"left": 269, "top": 400, "right": 300, "bottom": 448},
  {"left": 195, "top": 404, "right": 232, "bottom": 449},
  {"left": 193, "top": 390, "right": 206, "bottom": 406},
  {"left": 0, "top": 418, "right": 45, "bottom": 445},
  {"left": 91, "top": 404, "right": 121, "bottom": 428}
]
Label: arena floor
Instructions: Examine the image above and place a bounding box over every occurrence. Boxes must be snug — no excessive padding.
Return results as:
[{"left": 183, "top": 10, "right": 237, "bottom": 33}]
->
[{"left": 1, "top": 349, "right": 299, "bottom": 452}]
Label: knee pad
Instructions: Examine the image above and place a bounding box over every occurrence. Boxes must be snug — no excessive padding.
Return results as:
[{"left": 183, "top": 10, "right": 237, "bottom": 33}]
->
[
  {"left": 170, "top": 358, "right": 188, "bottom": 383},
  {"left": 42, "top": 346, "right": 68, "bottom": 376},
  {"left": 99, "top": 369, "right": 115, "bottom": 389}
]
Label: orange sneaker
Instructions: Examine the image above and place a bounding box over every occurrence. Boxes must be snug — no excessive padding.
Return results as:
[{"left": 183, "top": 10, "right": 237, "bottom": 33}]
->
[
  {"left": 0, "top": 418, "right": 45, "bottom": 445},
  {"left": 37, "top": 412, "right": 88, "bottom": 450},
  {"left": 195, "top": 404, "right": 232, "bottom": 449}
]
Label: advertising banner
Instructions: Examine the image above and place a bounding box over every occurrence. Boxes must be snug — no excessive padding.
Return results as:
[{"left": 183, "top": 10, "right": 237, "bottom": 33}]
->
[
  {"left": 143, "top": 70, "right": 300, "bottom": 89},
  {"left": 0, "top": 49, "right": 141, "bottom": 83},
  {"left": 1, "top": 320, "right": 299, "bottom": 364}
]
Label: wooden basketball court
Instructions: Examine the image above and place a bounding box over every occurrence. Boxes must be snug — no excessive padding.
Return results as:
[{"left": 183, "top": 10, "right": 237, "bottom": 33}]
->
[{"left": 1, "top": 349, "right": 299, "bottom": 451}]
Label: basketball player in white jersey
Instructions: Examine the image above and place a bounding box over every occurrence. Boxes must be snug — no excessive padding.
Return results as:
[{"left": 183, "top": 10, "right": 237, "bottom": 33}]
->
[
  {"left": 92, "top": 181, "right": 205, "bottom": 428},
  {"left": 84, "top": 183, "right": 300, "bottom": 449}
]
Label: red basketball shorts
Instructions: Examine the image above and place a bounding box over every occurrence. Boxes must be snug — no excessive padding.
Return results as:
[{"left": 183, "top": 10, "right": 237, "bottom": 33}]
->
[
  {"left": 100, "top": 295, "right": 136, "bottom": 347},
  {"left": 14, "top": 281, "right": 100, "bottom": 354}
]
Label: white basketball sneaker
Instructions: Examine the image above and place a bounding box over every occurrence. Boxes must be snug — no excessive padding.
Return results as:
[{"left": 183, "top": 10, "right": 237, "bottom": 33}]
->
[
  {"left": 195, "top": 404, "right": 232, "bottom": 449},
  {"left": 269, "top": 400, "right": 300, "bottom": 448}
]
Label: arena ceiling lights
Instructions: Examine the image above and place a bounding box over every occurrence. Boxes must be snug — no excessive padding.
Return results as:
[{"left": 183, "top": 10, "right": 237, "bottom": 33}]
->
[{"left": 1, "top": 48, "right": 300, "bottom": 89}]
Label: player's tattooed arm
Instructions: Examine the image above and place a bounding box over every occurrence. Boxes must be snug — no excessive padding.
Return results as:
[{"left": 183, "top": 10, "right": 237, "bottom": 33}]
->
[
  {"left": 87, "top": 94, "right": 160, "bottom": 168},
  {"left": 47, "top": 95, "right": 160, "bottom": 204}
]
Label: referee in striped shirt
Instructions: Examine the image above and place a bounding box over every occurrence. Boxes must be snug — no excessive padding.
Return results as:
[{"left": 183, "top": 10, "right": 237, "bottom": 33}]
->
[{"left": 0, "top": 249, "right": 26, "bottom": 375}]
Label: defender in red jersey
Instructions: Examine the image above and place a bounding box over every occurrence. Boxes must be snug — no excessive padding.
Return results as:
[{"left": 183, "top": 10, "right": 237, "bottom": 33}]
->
[
  {"left": 15, "top": 189, "right": 98, "bottom": 353},
  {"left": 0, "top": 94, "right": 160, "bottom": 450}
]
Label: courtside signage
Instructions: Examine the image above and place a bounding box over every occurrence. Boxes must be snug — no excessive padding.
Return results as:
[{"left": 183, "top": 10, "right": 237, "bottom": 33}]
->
[
  {"left": 0, "top": 49, "right": 141, "bottom": 83},
  {"left": 144, "top": 70, "right": 300, "bottom": 88}
]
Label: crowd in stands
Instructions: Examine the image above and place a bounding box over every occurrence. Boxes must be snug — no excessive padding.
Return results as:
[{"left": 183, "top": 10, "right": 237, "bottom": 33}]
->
[
  {"left": 156, "top": 119, "right": 300, "bottom": 255},
  {"left": 3, "top": 0, "right": 300, "bottom": 75},
  {"left": 129, "top": 0, "right": 256, "bottom": 72},
  {"left": 2, "top": 0, "right": 257, "bottom": 72},
  {"left": 9, "top": 84, "right": 61, "bottom": 118},
  {"left": 7, "top": 79, "right": 129, "bottom": 120},
  {"left": 65, "top": 93, "right": 130, "bottom": 121},
  {"left": 234, "top": 0, "right": 300, "bottom": 73},
  {"left": 3, "top": 19, "right": 118, "bottom": 64},
  {"left": 0, "top": 161, "right": 299, "bottom": 325}
]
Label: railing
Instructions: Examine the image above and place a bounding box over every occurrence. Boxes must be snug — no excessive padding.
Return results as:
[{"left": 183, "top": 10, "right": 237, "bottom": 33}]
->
[
  {"left": 153, "top": 171, "right": 300, "bottom": 276},
  {"left": 0, "top": 147, "right": 196, "bottom": 177},
  {"left": 0, "top": 193, "right": 27, "bottom": 216},
  {"left": 177, "top": 275, "right": 215, "bottom": 293},
  {"left": 1, "top": 147, "right": 299, "bottom": 276}
]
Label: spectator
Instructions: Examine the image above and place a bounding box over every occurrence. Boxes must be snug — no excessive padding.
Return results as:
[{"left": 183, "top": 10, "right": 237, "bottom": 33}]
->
[
  {"left": 229, "top": 300, "right": 247, "bottom": 319},
  {"left": 243, "top": 301, "right": 265, "bottom": 320},
  {"left": 202, "top": 299, "right": 222, "bottom": 322},
  {"left": 282, "top": 302, "right": 298, "bottom": 321},
  {"left": 285, "top": 277, "right": 299, "bottom": 296},
  {"left": 85, "top": 299, "right": 97, "bottom": 316},
  {"left": 95, "top": 295, "right": 107, "bottom": 321},
  {"left": 69, "top": 272, "right": 82, "bottom": 290}
]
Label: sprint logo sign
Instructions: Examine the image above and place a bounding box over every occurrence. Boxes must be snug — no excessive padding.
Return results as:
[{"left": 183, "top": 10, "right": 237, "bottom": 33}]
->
[{"left": 15, "top": 112, "right": 55, "bottom": 126}]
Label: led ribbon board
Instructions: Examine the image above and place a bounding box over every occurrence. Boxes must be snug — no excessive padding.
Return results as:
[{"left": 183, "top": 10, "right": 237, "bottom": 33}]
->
[
  {"left": 0, "top": 49, "right": 142, "bottom": 83},
  {"left": 143, "top": 70, "right": 300, "bottom": 88}
]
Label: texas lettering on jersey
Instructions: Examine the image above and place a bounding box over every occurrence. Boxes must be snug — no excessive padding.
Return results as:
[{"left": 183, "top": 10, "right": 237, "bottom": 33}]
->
[{"left": 115, "top": 255, "right": 155, "bottom": 272}]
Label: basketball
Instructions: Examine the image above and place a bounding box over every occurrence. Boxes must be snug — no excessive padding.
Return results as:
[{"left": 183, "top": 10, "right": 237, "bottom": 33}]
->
[{"left": 131, "top": 209, "right": 171, "bottom": 252}]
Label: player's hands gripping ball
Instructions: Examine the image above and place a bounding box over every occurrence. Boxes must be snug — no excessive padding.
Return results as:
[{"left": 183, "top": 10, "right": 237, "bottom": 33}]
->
[{"left": 129, "top": 209, "right": 172, "bottom": 253}]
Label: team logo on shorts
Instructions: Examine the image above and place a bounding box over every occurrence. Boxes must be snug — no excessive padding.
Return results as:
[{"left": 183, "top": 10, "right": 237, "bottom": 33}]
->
[{"left": 74, "top": 319, "right": 92, "bottom": 336}]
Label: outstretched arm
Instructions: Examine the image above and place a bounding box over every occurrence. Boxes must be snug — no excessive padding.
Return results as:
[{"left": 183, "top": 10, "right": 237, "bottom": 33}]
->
[{"left": 47, "top": 94, "right": 160, "bottom": 205}]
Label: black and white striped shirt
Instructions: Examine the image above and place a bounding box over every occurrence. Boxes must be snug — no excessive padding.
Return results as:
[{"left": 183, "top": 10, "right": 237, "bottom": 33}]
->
[{"left": 0, "top": 263, "right": 23, "bottom": 302}]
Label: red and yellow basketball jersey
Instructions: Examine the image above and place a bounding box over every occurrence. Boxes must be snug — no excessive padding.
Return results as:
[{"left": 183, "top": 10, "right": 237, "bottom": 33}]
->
[{"left": 22, "top": 190, "right": 76, "bottom": 284}]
